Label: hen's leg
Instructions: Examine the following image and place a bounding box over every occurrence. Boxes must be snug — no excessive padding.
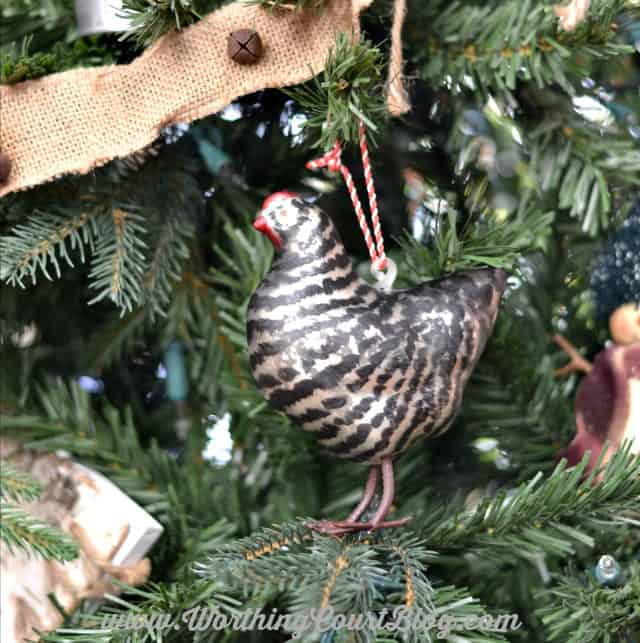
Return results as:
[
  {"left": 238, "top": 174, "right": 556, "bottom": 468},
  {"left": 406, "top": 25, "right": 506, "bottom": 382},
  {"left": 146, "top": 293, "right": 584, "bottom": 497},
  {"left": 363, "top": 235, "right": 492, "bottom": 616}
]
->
[
  {"left": 369, "top": 458, "right": 400, "bottom": 527},
  {"left": 347, "top": 466, "right": 380, "bottom": 522},
  {"left": 310, "top": 466, "right": 379, "bottom": 535},
  {"left": 310, "top": 459, "right": 411, "bottom": 536}
]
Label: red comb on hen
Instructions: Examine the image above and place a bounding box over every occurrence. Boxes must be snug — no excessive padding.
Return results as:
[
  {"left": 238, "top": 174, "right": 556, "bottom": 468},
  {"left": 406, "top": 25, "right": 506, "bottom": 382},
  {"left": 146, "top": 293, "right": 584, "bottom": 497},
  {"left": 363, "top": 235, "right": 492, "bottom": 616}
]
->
[{"left": 261, "top": 191, "right": 299, "bottom": 211}]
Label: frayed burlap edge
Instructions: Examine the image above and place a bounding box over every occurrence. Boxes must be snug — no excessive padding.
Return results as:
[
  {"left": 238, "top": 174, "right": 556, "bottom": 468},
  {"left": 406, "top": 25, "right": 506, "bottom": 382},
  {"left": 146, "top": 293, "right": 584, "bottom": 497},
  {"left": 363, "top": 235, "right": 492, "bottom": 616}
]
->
[{"left": 0, "top": 0, "right": 372, "bottom": 197}]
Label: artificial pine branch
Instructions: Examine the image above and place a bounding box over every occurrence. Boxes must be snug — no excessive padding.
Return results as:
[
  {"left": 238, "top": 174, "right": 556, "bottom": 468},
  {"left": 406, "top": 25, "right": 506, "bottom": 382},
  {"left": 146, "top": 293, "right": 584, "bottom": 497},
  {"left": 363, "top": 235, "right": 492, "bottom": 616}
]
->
[
  {"left": 537, "top": 561, "right": 640, "bottom": 642},
  {"left": 120, "top": 0, "right": 220, "bottom": 48},
  {"left": 0, "top": 379, "right": 251, "bottom": 575},
  {"left": 41, "top": 574, "right": 243, "bottom": 643},
  {"left": 0, "top": 460, "right": 79, "bottom": 561},
  {"left": 396, "top": 205, "right": 554, "bottom": 279},
  {"left": 463, "top": 356, "right": 571, "bottom": 479},
  {"left": 2, "top": 133, "right": 206, "bottom": 316},
  {"left": 1, "top": 380, "right": 168, "bottom": 515},
  {"left": 0, "top": 0, "right": 76, "bottom": 55},
  {"left": 444, "top": 83, "right": 639, "bottom": 245},
  {"left": 88, "top": 208, "right": 147, "bottom": 314},
  {"left": 285, "top": 33, "right": 387, "bottom": 149},
  {"left": 209, "top": 215, "right": 272, "bottom": 348},
  {"left": 143, "top": 214, "right": 194, "bottom": 317},
  {"left": 249, "top": 0, "right": 326, "bottom": 11},
  {"left": 0, "top": 209, "right": 99, "bottom": 287},
  {"left": 527, "top": 121, "right": 640, "bottom": 234},
  {"left": 0, "top": 502, "right": 79, "bottom": 561},
  {"left": 0, "top": 461, "right": 43, "bottom": 503},
  {"left": 198, "top": 524, "right": 509, "bottom": 641},
  {"left": 1, "top": 37, "right": 113, "bottom": 84},
  {"left": 193, "top": 447, "right": 639, "bottom": 610},
  {"left": 420, "top": 445, "right": 640, "bottom": 562},
  {"left": 416, "top": 0, "right": 631, "bottom": 93}
]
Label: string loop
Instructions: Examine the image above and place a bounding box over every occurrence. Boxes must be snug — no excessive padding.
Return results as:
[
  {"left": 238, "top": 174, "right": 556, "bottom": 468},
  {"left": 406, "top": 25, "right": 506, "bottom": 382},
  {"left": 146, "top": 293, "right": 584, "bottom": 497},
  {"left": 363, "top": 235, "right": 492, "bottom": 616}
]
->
[{"left": 306, "top": 121, "right": 390, "bottom": 280}]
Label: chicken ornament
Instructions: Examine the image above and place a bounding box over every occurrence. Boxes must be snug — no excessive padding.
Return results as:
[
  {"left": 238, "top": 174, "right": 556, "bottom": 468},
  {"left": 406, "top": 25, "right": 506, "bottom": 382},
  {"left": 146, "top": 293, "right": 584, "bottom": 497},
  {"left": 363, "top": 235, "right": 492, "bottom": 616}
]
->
[{"left": 247, "top": 193, "right": 507, "bottom": 535}]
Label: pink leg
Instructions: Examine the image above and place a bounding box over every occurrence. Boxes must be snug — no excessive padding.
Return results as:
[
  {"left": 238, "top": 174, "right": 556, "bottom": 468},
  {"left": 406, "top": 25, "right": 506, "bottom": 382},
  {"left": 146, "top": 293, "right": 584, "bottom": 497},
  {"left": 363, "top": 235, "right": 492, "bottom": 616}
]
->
[
  {"left": 347, "top": 466, "right": 380, "bottom": 522},
  {"left": 309, "top": 458, "right": 411, "bottom": 536},
  {"left": 370, "top": 458, "right": 395, "bottom": 526}
]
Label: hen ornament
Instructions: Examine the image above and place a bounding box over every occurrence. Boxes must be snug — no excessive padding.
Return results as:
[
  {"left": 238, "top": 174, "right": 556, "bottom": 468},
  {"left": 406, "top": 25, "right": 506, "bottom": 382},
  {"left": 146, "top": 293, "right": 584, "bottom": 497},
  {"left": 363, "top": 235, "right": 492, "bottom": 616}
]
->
[{"left": 248, "top": 194, "right": 507, "bottom": 535}]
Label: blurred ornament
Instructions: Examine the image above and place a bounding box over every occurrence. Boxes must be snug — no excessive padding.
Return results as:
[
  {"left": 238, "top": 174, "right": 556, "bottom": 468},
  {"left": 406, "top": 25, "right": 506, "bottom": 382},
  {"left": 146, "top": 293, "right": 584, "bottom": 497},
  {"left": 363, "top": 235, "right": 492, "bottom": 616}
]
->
[
  {"left": 401, "top": 167, "right": 449, "bottom": 243},
  {"left": 555, "top": 205, "right": 640, "bottom": 475},
  {"left": 554, "top": 334, "right": 640, "bottom": 475},
  {"left": 402, "top": 167, "right": 428, "bottom": 227},
  {"left": 610, "top": 304, "right": 640, "bottom": 346},
  {"left": 591, "top": 204, "right": 640, "bottom": 321},
  {"left": 0, "top": 439, "right": 162, "bottom": 643},
  {"left": 554, "top": 0, "right": 591, "bottom": 32},
  {"left": 620, "top": 12, "right": 640, "bottom": 53},
  {"left": 572, "top": 95, "right": 615, "bottom": 128},
  {"left": 477, "top": 138, "right": 498, "bottom": 172},
  {"left": 198, "top": 140, "right": 231, "bottom": 175},
  {"left": 403, "top": 168, "right": 426, "bottom": 210},
  {"left": 75, "top": 0, "right": 131, "bottom": 36},
  {"left": 593, "top": 554, "right": 625, "bottom": 587},
  {"left": 202, "top": 413, "right": 233, "bottom": 466},
  {"left": 164, "top": 341, "right": 188, "bottom": 403},
  {"left": 163, "top": 341, "right": 191, "bottom": 439},
  {"left": 77, "top": 375, "right": 105, "bottom": 394},
  {"left": 10, "top": 322, "right": 37, "bottom": 348},
  {"left": 460, "top": 110, "right": 491, "bottom": 137}
]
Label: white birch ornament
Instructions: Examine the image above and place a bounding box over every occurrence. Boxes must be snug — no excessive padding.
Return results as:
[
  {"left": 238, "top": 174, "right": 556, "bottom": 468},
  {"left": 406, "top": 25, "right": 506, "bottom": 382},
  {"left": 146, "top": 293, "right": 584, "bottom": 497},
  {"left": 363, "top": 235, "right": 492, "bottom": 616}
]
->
[
  {"left": 0, "top": 442, "right": 163, "bottom": 643},
  {"left": 75, "top": 0, "right": 131, "bottom": 36}
]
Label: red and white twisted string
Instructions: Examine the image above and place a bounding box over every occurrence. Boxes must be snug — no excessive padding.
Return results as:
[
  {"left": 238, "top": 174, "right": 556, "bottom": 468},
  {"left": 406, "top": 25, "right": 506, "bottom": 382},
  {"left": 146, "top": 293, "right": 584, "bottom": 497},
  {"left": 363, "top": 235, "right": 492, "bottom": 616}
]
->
[{"left": 306, "top": 121, "right": 388, "bottom": 272}]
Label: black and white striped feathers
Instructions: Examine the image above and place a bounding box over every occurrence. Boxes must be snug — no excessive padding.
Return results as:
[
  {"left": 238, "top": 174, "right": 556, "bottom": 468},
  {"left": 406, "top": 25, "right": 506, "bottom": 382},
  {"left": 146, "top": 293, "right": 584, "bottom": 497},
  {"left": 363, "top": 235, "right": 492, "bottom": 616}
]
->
[{"left": 247, "top": 196, "right": 507, "bottom": 465}]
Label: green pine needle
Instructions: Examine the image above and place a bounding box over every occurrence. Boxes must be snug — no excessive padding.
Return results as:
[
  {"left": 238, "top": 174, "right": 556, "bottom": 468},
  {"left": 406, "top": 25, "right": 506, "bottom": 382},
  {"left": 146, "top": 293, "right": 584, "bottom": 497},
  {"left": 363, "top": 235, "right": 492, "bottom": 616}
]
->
[
  {"left": 285, "top": 33, "right": 387, "bottom": 149},
  {"left": 0, "top": 502, "right": 79, "bottom": 561},
  {"left": 528, "top": 122, "right": 640, "bottom": 235},
  {"left": 120, "top": 0, "right": 219, "bottom": 48},
  {"left": 538, "top": 561, "right": 640, "bottom": 642},
  {"left": 0, "top": 461, "right": 43, "bottom": 503},
  {"left": 418, "top": 0, "right": 631, "bottom": 94},
  {"left": 1, "top": 38, "right": 113, "bottom": 85},
  {"left": 421, "top": 444, "right": 640, "bottom": 562},
  {"left": 0, "top": 460, "right": 78, "bottom": 562},
  {"left": 88, "top": 208, "right": 147, "bottom": 315},
  {"left": 143, "top": 214, "right": 193, "bottom": 317},
  {"left": 197, "top": 524, "right": 508, "bottom": 641},
  {"left": 0, "top": 209, "right": 100, "bottom": 287},
  {"left": 247, "top": 0, "right": 327, "bottom": 11},
  {"left": 397, "top": 205, "right": 554, "bottom": 281}
]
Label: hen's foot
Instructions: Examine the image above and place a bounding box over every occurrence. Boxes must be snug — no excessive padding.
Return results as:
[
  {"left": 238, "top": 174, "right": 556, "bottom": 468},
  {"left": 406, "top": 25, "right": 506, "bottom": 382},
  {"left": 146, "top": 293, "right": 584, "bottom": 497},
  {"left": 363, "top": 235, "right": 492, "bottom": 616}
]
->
[{"left": 308, "top": 516, "right": 412, "bottom": 537}]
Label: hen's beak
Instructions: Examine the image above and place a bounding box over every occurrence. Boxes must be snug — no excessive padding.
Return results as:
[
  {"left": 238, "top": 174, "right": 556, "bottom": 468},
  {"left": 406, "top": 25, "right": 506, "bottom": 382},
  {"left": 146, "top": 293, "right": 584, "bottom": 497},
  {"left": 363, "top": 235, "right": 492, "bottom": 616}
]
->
[{"left": 254, "top": 216, "right": 283, "bottom": 249}]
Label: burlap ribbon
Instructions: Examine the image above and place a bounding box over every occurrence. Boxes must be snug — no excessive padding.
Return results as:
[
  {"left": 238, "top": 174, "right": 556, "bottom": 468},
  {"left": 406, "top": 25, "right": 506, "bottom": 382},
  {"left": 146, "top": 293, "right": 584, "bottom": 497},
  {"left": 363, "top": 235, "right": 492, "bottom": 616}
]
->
[{"left": 0, "top": 0, "right": 371, "bottom": 197}]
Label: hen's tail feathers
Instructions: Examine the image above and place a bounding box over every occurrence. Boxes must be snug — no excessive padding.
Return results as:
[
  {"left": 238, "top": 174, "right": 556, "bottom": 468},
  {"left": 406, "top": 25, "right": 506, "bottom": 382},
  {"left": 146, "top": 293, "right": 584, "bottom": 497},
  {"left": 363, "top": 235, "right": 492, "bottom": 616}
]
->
[
  {"left": 432, "top": 267, "right": 508, "bottom": 366},
  {"left": 433, "top": 267, "right": 507, "bottom": 311}
]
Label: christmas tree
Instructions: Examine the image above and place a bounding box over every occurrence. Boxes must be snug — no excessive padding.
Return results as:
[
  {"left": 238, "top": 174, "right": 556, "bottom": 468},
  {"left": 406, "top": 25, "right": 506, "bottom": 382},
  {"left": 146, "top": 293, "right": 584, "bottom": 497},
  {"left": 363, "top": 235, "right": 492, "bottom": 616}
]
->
[{"left": 1, "top": 0, "right": 639, "bottom": 641}]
